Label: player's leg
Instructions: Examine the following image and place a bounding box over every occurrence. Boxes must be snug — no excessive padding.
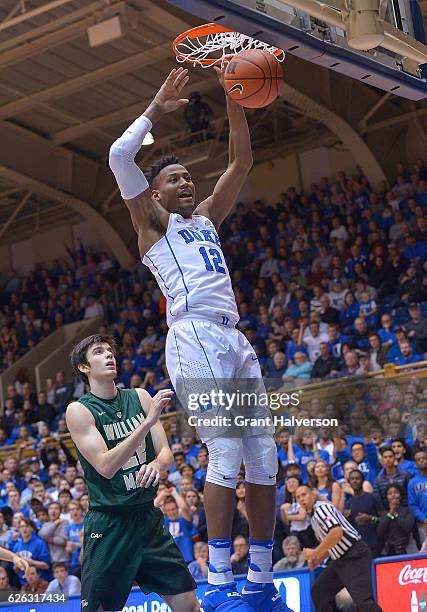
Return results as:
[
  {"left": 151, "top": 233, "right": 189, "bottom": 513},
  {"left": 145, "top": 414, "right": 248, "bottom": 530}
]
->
[
  {"left": 163, "top": 591, "right": 200, "bottom": 612},
  {"left": 311, "top": 563, "right": 344, "bottom": 612},
  {"left": 166, "top": 322, "right": 252, "bottom": 610},
  {"left": 134, "top": 504, "right": 198, "bottom": 609},
  {"left": 81, "top": 511, "right": 137, "bottom": 612},
  {"left": 241, "top": 435, "right": 293, "bottom": 612},
  {"left": 199, "top": 436, "right": 257, "bottom": 611},
  {"left": 234, "top": 334, "right": 291, "bottom": 611}
]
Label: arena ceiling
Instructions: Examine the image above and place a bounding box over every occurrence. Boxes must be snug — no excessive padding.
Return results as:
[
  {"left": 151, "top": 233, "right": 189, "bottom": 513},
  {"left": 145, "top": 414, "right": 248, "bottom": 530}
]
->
[{"left": 0, "top": 0, "right": 426, "bottom": 246}]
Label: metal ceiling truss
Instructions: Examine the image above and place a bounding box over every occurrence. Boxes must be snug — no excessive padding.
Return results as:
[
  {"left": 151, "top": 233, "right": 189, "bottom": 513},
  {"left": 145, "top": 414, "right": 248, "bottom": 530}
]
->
[{"left": 0, "top": 2, "right": 125, "bottom": 69}]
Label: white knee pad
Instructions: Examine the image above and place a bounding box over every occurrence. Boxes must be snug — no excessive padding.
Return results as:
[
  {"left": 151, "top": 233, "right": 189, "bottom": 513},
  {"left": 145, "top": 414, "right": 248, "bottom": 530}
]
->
[
  {"left": 205, "top": 438, "right": 243, "bottom": 489},
  {"left": 243, "top": 434, "right": 278, "bottom": 485}
]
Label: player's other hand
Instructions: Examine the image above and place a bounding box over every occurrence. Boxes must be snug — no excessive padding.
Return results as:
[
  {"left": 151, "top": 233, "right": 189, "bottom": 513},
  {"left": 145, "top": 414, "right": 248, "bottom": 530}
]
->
[
  {"left": 136, "top": 460, "right": 161, "bottom": 488},
  {"left": 12, "top": 553, "right": 29, "bottom": 574},
  {"left": 213, "top": 60, "right": 228, "bottom": 90},
  {"left": 148, "top": 389, "right": 174, "bottom": 424},
  {"left": 154, "top": 68, "right": 190, "bottom": 113}
]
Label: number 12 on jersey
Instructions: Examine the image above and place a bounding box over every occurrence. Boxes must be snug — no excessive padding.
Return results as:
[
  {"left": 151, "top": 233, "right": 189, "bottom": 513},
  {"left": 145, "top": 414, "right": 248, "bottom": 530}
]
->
[{"left": 199, "top": 246, "right": 226, "bottom": 274}]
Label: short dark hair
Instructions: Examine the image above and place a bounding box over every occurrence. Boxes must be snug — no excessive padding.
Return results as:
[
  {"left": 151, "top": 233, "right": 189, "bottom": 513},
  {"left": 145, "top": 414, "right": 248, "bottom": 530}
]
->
[
  {"left": 70, "top": 334, "right": 117, "bottom": 384},
  {"left": 351, "top": 442, "right": 365, "bottom": 450},
  {"left": 52, "top": 562, "right": 68, "bottom": 571},
  {"left": 368, "top": 332, "right": 380, "bottom": 340},
  {"left": 147, "top": 155, "right": 181, "bottom": 187},
  {"left": 380, "top": 446, "right": 395, "bottom": 456},
  {"left": 58, "top": 489, "right": 72, "bottom": 498},
  {"left": 20, "top": 518, "right": 36, "bottom": 530}
]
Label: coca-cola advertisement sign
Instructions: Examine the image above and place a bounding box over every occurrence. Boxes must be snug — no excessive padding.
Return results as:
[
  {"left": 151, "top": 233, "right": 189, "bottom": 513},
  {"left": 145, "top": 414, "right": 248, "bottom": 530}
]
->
[{"left": 375, "top": 556, "right": 427, "bottom": 611}]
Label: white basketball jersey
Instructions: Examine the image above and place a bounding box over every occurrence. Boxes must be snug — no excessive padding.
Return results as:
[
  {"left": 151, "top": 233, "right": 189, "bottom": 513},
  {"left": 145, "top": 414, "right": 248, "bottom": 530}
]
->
[{"left": 142, "top": 213, "right": 239, "bottom": 328}]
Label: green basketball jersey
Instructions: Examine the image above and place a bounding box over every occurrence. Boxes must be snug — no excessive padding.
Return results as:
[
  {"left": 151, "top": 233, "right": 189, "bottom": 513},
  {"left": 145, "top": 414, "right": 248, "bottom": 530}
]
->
[{"left": 76, "top": 388, "right": 156, "bottom": 512}]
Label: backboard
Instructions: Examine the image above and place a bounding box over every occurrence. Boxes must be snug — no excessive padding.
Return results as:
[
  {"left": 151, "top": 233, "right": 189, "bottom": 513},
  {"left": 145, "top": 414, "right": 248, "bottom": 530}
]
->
[{"left": 166, "top": 0, "right": 427, "bottom": 100}]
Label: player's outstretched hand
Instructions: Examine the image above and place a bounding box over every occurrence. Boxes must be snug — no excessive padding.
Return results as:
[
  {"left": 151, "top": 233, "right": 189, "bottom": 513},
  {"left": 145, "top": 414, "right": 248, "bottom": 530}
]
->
[
  {"left": 153, "top": 68, "right": 190, "bottom": 114},
  {"left": 136, "top": 460, "right": 161, "bottom": 488},
  {"left": 147, "top": 389, "right": 174, "bottom": 425}
]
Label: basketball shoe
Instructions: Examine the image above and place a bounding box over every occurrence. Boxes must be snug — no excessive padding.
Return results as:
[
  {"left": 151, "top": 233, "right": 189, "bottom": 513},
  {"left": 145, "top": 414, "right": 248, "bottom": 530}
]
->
[
  {"left": 241, "top": 581, "right": 295, "bottom": 612},
  {"left": 201, "top": 582, "right": 254, "bottom": 612}
]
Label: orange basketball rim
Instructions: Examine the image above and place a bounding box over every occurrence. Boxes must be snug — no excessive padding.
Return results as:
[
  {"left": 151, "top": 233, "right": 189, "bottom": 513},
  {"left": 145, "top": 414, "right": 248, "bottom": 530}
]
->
[{"left": 173, "top": 23, "right": 285, "bottom": 68}]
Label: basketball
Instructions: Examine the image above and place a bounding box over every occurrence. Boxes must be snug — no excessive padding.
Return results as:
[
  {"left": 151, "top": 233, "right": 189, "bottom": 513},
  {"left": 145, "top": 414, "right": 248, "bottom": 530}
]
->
[{"left": 224, "top": 49, "right": 283, "bottom": 108}]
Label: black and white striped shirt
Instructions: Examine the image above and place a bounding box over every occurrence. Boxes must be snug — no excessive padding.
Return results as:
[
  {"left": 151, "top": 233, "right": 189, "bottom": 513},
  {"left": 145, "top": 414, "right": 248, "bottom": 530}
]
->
[{"left": 310, "top": 501, "right": 361, "bottom": 560}]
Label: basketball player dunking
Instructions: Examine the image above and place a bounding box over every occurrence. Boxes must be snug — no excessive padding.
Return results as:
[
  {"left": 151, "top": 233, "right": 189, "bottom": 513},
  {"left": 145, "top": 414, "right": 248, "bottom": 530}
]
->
[{"left": 109, "top": 67, "right": 292, "bottom": 612}]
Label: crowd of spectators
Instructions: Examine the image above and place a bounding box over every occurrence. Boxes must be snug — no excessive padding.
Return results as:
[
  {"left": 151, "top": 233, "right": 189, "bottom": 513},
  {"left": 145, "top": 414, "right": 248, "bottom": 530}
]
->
[
  {"left": 0, "top": 244, "right": 117, "bottom": 373},
  {"left": 0, "top": 160, "right": 426, "bottom": 594},
  {"left": 0, "top": 355, "right": 425, "bottom": 593}
]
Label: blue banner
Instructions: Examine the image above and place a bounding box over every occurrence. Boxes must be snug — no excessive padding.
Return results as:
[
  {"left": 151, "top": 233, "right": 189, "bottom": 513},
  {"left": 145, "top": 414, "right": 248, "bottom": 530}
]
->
[{"left": 0, "top": 569, "right": 313, "bottom": 612}]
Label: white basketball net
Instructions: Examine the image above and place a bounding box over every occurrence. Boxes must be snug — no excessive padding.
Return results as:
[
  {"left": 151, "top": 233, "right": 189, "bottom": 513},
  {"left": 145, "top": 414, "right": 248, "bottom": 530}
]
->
[{"left": 175, "top": 30, "right": 285, "bottom": 67}]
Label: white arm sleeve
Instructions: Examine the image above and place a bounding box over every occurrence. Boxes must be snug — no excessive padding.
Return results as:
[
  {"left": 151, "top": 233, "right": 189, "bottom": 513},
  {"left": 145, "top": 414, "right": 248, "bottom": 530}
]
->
[{"left": 108, "top": 115, "right": 152, "bottom": 200}]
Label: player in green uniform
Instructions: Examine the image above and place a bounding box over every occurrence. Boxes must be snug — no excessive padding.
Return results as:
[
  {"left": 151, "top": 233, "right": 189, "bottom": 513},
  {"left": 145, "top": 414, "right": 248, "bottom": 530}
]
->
[{"left": 66, "top": 334, "right": 199, "bottom": 612}]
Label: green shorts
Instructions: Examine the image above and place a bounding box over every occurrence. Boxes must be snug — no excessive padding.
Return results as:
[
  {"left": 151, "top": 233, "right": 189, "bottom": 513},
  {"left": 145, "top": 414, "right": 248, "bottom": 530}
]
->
[{"left": 81, "top": 504, "right": 196, "bottom": 612}]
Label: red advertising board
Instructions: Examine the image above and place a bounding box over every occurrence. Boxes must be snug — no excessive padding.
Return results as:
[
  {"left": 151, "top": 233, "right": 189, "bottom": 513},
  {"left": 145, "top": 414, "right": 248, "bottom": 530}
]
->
[{"left": 375, "top": 556, "right": 427, "bottom": 611}]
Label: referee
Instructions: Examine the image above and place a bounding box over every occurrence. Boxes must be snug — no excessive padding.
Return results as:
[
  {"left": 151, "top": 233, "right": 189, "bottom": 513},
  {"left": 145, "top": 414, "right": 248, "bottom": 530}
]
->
[{"left": 295, "top": 485, "right": 382, "bottom": 612}]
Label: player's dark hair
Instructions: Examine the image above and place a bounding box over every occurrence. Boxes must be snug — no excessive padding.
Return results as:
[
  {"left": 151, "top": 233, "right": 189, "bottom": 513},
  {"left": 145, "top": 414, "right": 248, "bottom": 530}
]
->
[
  {"left": 147, "top": 155, "right": 181, "bottom": 187},
  {"left": 70, "top": 334, "right": 117, "bottom": 384}
]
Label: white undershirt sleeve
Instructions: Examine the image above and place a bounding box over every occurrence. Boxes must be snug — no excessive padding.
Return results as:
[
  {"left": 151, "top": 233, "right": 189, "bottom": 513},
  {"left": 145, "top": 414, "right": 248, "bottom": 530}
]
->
[{"left": 108, "top": 115, "right": 153, "bottom": 200}]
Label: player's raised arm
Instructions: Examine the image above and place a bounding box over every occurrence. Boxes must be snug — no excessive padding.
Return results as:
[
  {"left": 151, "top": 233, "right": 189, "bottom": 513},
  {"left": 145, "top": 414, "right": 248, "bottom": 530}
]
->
[
  {"left": 195, "top": 63, "right": 253, "bottom": 229},
  {"left": 108, "top": 68, "right": 190, "bottom": 250},
  {"left": 66, "top": 390, "right": 173, "bottom": 479}
]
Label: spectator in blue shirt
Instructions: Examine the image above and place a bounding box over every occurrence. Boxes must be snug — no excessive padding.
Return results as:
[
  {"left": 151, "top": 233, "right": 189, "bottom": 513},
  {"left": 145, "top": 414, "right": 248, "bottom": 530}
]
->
[
  {"left": 392, "top": 340, "right": 423, "bottom": 366},
  {"left": 377, "top": 314, "right": 397, "bottom": 346},
  {"left": 339, "top": 291, "right": 359, "bottom": 333},
  {"left": 161, "top": 491, "right": 195, "bottom": 563},
  {"left": 357, "top": 290, "right": 378, "bottom": 328},
  {"left": 391, "top": 439, "right": 417, "bottom": 477},
  {"left": 408, "top": 450, "right": 427, "bottom": 544},
  {"left": 66, "top": 501, "right": 83, "bottom": 574},
  {"left": 335, "top": 438, "right": 380, "bottom": 486},
  {"left": 12, "top": 518, "right": 51, "bottom": 584},
  {"left": 187, "top": 542, "right": 209, "bottom": 581},
  {"left": 181, "top": 434, "right": 200, "bottom": 468},
  {"left": 403, "top": 235, "right": 427, "bottom": 262},
  {"left": 293, "top": 431, "right": 329, "bottom": 483},
  {"left": 286, "top": 329, "right": 308, "bottom": 362},
  {"left": 276, "top": 430, "right": 302, "bottom": 469},
  {"left": 238, "top": 303, "right": 257, "bottom": 331},
  {"left": 283, "top": 352, "right": 312, "bottom": 384}
]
